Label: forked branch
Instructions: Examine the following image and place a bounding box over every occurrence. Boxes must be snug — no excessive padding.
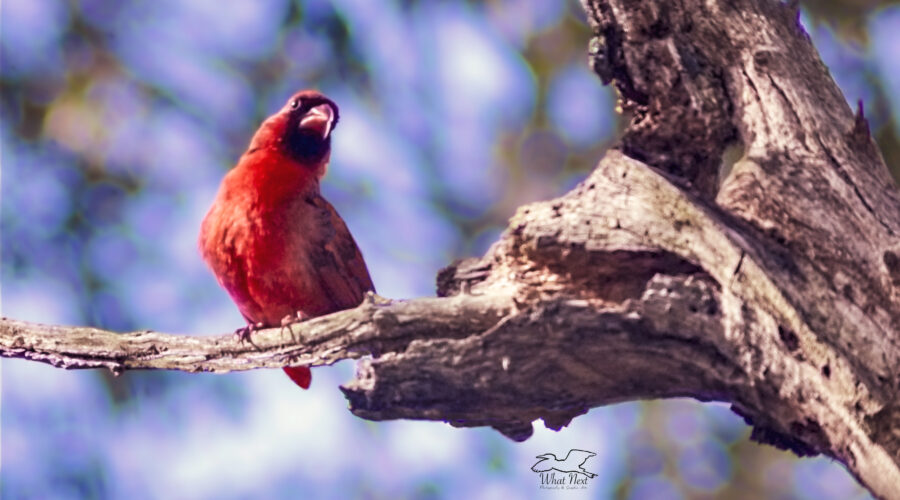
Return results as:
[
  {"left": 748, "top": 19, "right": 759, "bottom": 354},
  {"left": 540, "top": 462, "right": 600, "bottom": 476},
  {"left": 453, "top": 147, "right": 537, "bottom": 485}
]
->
[{"left": 4, "top": 0, "right": 900, "bottom": 497}]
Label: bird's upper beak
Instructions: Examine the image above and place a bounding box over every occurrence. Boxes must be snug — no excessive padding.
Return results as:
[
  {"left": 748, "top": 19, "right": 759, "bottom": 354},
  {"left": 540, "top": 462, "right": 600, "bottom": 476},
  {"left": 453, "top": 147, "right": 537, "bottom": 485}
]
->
[{"left": 299, "top": 104, "right": 335, "bottom": 139}]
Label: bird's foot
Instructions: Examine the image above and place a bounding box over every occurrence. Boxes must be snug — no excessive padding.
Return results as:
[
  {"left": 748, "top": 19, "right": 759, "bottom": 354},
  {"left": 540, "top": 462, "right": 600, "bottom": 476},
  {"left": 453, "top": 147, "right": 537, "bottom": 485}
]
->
[
  {"left": 280, "top": 311, "right": 307, "bottom": 325},
  {"left": 234, "top": 322, "right": 265, "bottom": 343},
  {"left": 279, "top": 312, "right": 307, "bottom": 342}
]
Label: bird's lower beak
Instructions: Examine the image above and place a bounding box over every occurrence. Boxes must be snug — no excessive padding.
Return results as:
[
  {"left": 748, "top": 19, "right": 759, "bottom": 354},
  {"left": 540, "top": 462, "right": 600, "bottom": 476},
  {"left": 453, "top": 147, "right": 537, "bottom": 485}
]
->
[{"left": 299, "top": 104, "right": 335, "bottom": 139}]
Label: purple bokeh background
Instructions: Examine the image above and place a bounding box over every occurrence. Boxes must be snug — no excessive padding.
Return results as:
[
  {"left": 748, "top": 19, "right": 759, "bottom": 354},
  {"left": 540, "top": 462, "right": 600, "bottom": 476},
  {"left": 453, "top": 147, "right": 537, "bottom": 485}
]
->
[{"left": 3, "top": 0, "right": 897, "bottom": 498}]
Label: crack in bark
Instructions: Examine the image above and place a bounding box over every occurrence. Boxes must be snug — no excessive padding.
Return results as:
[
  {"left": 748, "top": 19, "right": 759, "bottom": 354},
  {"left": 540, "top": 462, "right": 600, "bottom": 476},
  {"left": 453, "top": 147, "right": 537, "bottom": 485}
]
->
[
  {"left": 730, "top": 251, "right": 745, "bottom": 289},
  {"left": 740, "top": 67, "right": 771, "bottom": 141},
  {"left": 815, "top": 132, "right": 895, "bottom": 236},
  {"left": 767, "top": 74, "right": 806, "bottom": 142},
  {"left": 4, "top": 1, "right": 900, "bottom": 498}
]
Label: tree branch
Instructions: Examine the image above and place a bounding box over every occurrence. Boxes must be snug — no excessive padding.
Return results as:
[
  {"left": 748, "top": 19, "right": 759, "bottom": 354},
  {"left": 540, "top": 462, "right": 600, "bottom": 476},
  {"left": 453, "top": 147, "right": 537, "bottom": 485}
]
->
[
  {"left": 4, "top": 0, "right": 900, "bottom": 497},
  {"left": 0, "top": 293, "right": 512, "bottom": 374}
]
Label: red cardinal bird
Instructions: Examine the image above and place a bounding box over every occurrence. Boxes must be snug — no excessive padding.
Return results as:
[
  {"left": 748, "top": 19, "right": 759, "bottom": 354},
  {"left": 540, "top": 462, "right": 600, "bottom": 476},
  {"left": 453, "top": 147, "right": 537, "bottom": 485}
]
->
[{"left": 199, "top": 89, "right": 374, "bottom": 389}]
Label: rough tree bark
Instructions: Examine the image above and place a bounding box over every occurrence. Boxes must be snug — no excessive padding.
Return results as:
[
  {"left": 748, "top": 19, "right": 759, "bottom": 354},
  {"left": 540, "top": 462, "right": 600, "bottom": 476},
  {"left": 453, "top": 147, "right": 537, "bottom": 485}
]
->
[{"left": 2, "top": 0, "right": 899, "bottom": 497}]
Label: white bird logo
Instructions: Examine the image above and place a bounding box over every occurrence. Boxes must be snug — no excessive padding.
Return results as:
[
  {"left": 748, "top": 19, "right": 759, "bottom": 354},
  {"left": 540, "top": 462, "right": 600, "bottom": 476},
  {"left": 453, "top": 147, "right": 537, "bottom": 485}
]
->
[{"left": 531, "top": 449, "right": 598, "bottom": 478}]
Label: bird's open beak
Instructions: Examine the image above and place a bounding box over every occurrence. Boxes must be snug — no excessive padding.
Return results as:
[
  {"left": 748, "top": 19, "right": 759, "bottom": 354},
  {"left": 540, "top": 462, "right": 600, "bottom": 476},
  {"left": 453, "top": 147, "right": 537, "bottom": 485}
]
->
[{"left": 299, "top": 104, "right": 335, "bottom": 139}]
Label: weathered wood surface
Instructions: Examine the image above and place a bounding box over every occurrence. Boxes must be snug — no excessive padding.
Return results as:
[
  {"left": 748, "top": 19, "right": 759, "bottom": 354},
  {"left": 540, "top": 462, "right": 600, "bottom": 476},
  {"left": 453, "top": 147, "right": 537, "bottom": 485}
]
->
[{"left": 3, "top": 0, "right": 899, "bottom": 497}]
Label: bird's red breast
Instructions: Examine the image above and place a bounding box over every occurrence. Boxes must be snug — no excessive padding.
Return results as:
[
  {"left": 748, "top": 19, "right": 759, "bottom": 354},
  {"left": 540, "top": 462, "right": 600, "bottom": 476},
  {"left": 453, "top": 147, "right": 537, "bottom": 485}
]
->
[{"left": 199, "top": 90, "right": 374, "bottom": 389}]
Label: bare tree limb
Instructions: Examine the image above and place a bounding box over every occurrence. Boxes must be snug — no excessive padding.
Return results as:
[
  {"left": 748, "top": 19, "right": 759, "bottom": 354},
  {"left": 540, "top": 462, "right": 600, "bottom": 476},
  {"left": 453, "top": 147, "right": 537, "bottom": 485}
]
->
[
  {"left": 4, "top": 0, "right": 900, "bottom": 497},
  {"left": 0, "top": 293, "right": 512, "bottom": 374}
]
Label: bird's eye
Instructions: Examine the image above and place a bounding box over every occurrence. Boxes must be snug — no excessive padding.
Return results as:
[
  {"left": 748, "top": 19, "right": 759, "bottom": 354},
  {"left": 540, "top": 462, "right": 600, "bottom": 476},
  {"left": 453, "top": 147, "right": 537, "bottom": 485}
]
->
[{"left": 290, "top": 99, "right": 300, "bottom": 110}]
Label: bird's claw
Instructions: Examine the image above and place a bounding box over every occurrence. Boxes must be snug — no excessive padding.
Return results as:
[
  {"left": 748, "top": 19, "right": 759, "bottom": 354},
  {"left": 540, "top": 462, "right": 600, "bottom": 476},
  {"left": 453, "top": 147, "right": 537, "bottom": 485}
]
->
[
  {"left": 279, "top": 312, "right": 305, "bottom": 342},
  {"left": 234, "top": 322, "right": 264, "bottom": 343}
]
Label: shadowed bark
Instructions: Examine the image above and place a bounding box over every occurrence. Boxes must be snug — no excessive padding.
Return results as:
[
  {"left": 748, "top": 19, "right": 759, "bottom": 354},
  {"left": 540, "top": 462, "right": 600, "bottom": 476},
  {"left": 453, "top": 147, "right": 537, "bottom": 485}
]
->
[{"left": 3, "top": 0, "right": 900, "bottom": 497}]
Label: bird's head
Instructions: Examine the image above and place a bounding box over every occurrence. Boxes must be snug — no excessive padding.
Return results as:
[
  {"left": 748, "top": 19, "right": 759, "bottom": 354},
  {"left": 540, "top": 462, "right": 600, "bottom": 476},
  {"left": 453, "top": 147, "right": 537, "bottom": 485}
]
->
[{"left": 250, "top": 89, "right": 340, "bottom": 173}]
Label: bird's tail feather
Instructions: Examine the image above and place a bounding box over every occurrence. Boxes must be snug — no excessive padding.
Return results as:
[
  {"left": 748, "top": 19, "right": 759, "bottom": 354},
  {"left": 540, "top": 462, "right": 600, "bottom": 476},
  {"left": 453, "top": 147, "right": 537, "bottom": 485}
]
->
[{"left": 284, "top": 366, "right": 312, "bottom": 389}]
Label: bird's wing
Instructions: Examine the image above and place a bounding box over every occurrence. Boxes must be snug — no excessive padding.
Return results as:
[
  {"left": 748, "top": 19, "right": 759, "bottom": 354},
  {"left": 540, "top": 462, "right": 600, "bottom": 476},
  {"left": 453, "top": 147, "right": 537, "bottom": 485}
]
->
[
  {"left": 568, "top": 450, "right": 594, "bottom": 460},
  {"left": 531, "top": 457, "right": 550, "bottom": 472},
  {"left": 307, "top": 195, "right": 375, "bottom": 312},
  {"left": 574, "top": 451, "right": 598, "bottom": 478}
]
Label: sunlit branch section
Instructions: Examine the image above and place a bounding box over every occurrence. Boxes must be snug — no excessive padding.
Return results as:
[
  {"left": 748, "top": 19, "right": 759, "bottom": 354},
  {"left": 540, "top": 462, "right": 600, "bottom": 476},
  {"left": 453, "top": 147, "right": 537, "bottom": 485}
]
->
[
  {"left": 0, "top": 293, "right": 513, "bottom": 374},
  {"left": 3, "top": 0, "right": 900, "bottom": 497}
]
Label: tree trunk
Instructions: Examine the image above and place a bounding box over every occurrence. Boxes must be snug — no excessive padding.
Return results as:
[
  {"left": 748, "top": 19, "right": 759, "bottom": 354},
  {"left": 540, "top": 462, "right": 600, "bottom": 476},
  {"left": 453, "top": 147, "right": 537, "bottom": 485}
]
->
[{"left": 3, "top": 0, "right": 899, "bottom": 497}]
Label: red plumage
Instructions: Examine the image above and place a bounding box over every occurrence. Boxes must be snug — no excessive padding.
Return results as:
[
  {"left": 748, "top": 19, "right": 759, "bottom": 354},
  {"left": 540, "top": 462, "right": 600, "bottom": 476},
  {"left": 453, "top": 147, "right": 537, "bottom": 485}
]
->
[{"left": 199, "top": 90, "right": 374, "bottom": 389}]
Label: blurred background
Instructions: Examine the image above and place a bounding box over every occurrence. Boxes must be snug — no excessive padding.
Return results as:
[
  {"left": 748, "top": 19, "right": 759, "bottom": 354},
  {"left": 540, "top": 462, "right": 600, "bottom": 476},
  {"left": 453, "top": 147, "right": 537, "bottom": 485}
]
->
[{"left": 2, "top": 0, "right": 898, "bottom": 498}]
